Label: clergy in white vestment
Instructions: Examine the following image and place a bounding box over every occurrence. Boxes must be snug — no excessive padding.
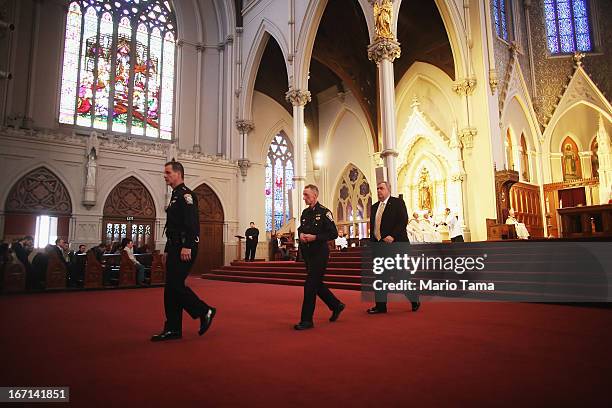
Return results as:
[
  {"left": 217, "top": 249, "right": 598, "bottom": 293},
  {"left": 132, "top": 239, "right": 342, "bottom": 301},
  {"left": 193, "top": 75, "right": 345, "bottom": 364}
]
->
[
  {"left": 419, "top": 213, "right": 441, "bottom": 243},
  {"left": 407, "top": 212, "right": 424, "bottom": 243},
  {"left": 506, "top": 208, "right": 530, "bottom": 239}
]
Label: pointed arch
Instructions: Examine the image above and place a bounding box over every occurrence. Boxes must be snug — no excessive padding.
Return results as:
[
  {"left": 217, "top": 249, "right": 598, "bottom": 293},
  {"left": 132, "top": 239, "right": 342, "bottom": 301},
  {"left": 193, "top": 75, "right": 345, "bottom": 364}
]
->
[
  {"left": 103, "top": 176, "right": 156, "bottom": 219},
  {"left": 264, "top": 131, "right": 294, "bottom": 232},
  {"left": 294, "top": 0, "right": 375, "bottom": 90},
  {"left": 241, "top": 19, "right": 291, "bottom": 120},
  {"left": 333, "top": 163, "right": 372, "bottom": 238},
  {"left": 394, "top": 0, "right": 468, "bottom": 81},
  {"left": 192, "top": 182, "right": 225, "bottom": 273},
  {"left": 560, "top": 136, "right": 583, "bottom": 181},
  {"left": 5, "top": 167, "right": 72, "bottom": 215}
]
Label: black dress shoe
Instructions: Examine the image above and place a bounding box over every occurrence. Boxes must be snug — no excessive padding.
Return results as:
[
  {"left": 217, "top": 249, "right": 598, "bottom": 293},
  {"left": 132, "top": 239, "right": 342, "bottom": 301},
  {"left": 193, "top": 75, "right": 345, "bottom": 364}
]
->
[
  {"left": 294, "top": 321, "right": 314, "bottom": 330},
  {"left": 150, "top": 330, "right": 182, "bottom": 342},
  {"left": 366, "top": 307, "right": 387, "bottom": 314},
  {"left": 411, "top": 300, "right": 421, "bottom": 312},
  {"left": 330, "top": 303, "right": 346, "bottom": 322},
  {"left": 199, "top": 307, "right": 217, "bottom": 336}
]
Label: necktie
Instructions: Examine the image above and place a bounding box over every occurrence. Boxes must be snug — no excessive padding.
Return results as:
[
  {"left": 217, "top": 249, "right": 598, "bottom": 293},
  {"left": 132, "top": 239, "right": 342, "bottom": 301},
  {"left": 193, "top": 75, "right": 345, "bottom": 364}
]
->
[{"left": 374, "top": 202, "right": 386, "bottom": 241}]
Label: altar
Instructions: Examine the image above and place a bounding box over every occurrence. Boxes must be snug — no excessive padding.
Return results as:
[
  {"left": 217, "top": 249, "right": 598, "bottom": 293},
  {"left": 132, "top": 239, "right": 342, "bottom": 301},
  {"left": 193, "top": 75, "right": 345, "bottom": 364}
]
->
[{"left": 557, "top": 204, "right": 612, "bottom": 238}]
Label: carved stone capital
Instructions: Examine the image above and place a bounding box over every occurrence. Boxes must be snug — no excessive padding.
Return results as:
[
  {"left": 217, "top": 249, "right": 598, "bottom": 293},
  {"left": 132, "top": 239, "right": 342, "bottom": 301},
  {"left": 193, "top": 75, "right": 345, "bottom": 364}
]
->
[
  {"left": 238, "top": 158, "right": 251, "bottom": 177},
  {"left": 451, "top": 173, "right": 466, "bottom": 183},
  {"left": 488, "top": 69, "right": 498, "bottom": 94},
  {"left": 453, "top": 78, "right": 477, "bottom": 96},
  {"left": 573, "top": 51, "right": 585, "bottom": 68},
  {"left": 285, "top": 88, "right": 311, "bottom": 106},
  {"left": 459, "top": 127, "right": 477, "bottom": 149},
  {"left": 236, "top": 120, "right": 255, "bottom": 134},
  {"left": 380, "top": 148, "right": 399, "bottom": 158},
  {"left": 367, "top": 38, "right": 401, "bottom": 64}
]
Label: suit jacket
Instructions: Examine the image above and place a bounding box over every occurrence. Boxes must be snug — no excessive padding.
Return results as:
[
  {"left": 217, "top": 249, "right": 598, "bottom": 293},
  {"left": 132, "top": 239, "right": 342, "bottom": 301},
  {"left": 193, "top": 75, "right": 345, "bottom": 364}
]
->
[
  {"left": 271, "top": 236, "right": 288, "bottom": 254},
  {"left": 370, "top": 196, "right": 409, "bottom": 242}
]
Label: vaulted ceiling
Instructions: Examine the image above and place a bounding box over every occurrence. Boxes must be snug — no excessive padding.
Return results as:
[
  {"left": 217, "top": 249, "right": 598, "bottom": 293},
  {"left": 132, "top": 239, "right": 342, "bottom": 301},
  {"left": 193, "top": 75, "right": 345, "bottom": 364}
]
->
[{"left": 253, "top": 0, "right": 455, "bottom": 153}]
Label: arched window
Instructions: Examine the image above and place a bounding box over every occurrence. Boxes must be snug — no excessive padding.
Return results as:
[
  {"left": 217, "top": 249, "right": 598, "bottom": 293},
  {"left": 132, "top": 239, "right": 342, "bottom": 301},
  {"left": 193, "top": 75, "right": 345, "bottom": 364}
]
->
[
  {"left": 59, "top": 1, "right": 177, "bottom": 139},
  {"left": 492, "top": 0, "right": 511, "bottom": 41},
  {"left": 265, "top": 132, "right": 294, "bottom": 232},
  {"left": 334, "top": 165, "right": 372, "bottom": 239},
  {"left": 544, "top": 0, "right": 592, "bottom": 54}
]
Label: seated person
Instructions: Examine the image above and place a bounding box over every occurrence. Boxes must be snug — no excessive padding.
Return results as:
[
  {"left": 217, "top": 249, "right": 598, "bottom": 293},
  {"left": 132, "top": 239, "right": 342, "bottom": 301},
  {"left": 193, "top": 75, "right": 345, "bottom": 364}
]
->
[
  {"left": 121, "top": 238, "right": 147, "bottom": 286},
  {"left": 335, "top": 231, "right": 348, "bottom": 251},
  {"left": 271, "top": 233, "right": 289, "bottom": 260},
  {"left": 407, "top": 212, "right": 424, "bottom": 243},
  {"left": 506, "top": 208, "right": 530, "bottom": 240}
]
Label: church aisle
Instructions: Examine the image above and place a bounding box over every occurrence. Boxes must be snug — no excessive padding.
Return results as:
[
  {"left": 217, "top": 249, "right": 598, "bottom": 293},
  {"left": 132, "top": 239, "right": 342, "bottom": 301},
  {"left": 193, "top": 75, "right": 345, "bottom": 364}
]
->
[{"left": 1, "top": 278, "right": 611, "bottom": 407}]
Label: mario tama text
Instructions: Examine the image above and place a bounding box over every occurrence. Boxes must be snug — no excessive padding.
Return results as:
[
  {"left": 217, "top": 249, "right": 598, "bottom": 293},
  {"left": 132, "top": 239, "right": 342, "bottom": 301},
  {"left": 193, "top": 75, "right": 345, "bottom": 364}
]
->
[{"left": 373, "top": 279, "right": 495, "bottom": 292}]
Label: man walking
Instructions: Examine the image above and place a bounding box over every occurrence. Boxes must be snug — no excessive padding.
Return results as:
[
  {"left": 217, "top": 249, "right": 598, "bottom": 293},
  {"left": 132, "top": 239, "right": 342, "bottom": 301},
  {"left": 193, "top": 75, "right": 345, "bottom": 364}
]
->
[
  {"left": 151, "top": 161, "right": 216, "bottom": 341},
  {"left": 294, "top": 184, "right": 345, "bottom": 330}
]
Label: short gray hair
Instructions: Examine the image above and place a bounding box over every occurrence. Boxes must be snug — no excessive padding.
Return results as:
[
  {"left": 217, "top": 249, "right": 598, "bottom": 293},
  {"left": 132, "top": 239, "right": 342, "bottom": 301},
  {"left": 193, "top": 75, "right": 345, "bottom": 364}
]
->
[
  {"left": 304, "top": 184, "right": 319, "bottom": 195},
  {"left": 377, "top": 181, "right": 391, "bottom": 190}
]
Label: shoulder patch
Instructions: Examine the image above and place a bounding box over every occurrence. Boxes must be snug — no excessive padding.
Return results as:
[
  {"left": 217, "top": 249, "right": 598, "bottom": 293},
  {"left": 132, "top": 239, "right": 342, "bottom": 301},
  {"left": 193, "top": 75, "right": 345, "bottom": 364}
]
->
[
  {"left": 326, "top": 211, "right": 334, "bottom": 221},
  {"left": 184, "top": 193, "right": 194, "bottom": 205}
]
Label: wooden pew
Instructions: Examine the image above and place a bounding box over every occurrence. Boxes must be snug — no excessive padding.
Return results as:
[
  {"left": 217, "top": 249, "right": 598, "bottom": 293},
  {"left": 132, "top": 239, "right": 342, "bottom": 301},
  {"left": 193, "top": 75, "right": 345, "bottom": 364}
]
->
[
  {"left": 486, "top": 218, "right": 517, "bottom": 240},
  {"left": 45, "top": 250, "right": 67, "bottom": 289},
  {"left": 119, "top": 250, "right": 137, "bottom": 286},
  {"left": 2, "top": 257, "right": 26, "bottom": 293},
  {"left": 84, "top": 251, "right": 104, "bottom": 288},
  {"left": 150, "top": 251, "right": 165, "bottom": 284}
]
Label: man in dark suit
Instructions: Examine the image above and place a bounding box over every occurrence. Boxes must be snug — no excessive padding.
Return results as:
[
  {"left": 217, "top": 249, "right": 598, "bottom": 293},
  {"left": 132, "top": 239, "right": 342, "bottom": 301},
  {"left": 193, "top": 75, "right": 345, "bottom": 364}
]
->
[
  {"left": 271, "top": 233, "right": 289, "bottom": 260},
  {"left": 367, "top": 181, "right": 420, "bottom": 314},
  {"left": 245, "top": 222, "right": 259, "bottom": 261}
]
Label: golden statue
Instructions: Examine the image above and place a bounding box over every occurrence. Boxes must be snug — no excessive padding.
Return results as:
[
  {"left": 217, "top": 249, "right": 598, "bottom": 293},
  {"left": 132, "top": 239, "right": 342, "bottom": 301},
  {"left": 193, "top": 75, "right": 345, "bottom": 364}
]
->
[
  {"left": 373, "top": 0, "right": 394, "bottom": 40},
  {"left": 418, "top": 168, "right": 432, "bottom": 211}
]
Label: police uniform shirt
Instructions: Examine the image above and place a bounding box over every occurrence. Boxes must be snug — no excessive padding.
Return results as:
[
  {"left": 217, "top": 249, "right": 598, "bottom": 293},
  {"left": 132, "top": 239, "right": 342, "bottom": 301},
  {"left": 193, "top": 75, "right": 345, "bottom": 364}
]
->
[
  {"left": 298, "top": 202, "right": 338, "bottom": 248},
  {"left": 165, "top": 183, "right": 199, "bottom": 250}
]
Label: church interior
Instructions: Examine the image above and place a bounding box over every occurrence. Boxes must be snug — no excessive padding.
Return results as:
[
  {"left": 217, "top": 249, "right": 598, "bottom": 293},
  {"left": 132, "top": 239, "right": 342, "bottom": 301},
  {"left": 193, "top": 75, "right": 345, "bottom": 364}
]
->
[{"left": 0, "top": 0, "right": 611, "bottom": 406}]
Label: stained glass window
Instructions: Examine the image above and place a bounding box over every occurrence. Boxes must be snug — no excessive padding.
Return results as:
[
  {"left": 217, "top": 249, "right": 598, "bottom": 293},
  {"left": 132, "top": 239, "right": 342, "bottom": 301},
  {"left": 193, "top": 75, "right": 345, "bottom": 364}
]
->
[
  {"left": 265, "top": 132, "right": 294, "bottom": 232},
  {"left": 544, "top": 0, "right": 592, "bottom": 54},
  {"left": 59, "top": 1, "right": 176, "bottom": 139},
  {"left": 335, "top": 166, "right": 372, "bottom": 239},
  {"left": 492, "top": 0, "right": 510, "bottom": 41}
]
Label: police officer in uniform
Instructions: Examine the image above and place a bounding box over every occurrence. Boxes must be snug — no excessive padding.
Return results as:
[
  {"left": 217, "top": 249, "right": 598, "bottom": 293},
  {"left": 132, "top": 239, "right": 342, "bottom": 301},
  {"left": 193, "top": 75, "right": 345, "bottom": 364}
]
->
[
  {"left": 294, "top": 184, "right": 345, "bottom": 330},
  {"left": 151, "top": 161, "right": 216, "bottom": 341}
]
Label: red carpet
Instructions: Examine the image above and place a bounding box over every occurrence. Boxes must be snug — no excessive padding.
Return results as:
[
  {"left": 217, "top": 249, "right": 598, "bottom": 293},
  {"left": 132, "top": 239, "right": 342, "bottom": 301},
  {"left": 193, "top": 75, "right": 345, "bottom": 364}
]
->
[{"left": 1, "top": 278, "right": 611, "bottom": 407}]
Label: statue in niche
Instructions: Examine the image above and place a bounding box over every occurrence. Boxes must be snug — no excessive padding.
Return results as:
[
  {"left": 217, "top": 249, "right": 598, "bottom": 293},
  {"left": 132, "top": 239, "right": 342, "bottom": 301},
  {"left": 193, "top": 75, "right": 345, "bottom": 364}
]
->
[
  {"left": 373, "top": 0, "right": 394, "bottom": 40},
  {"left": 85, "top": 147, "right": 97, "bottom": 187},
  {"left": 563, "top": 143, "right": 579, "bottom": 181},
  {"left": 418, "top": 168, "right": 432, "bottom": 211},
  {"left": 85, "top": 131, "right": 99, "bottom": 188},
  {"left": 591, "top": 141, "right": 599, "bottom": 179}
]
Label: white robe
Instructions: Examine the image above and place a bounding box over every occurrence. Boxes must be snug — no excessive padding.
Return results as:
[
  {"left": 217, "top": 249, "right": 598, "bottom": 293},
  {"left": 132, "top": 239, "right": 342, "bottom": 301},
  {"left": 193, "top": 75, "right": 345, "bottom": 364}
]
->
[
  {"left": 506, "top": 217, "right": 530, "bottom": 239},
  {"left": 419, "top": 219, "right": 441, "bottom": 243},
  {"left": 407, "top": 219, "right": 424, "bottom": 243}
]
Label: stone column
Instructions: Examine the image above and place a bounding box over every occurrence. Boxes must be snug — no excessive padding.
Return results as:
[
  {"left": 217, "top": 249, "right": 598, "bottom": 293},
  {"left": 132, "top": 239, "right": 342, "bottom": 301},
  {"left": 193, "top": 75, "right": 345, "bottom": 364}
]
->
[
  {"left": 285, "top": 88, "right": 311, "bottom": 238},
  {"left": 368, "top": 38, "right": 401, "bottom": 195},
  {"left": 236, "top": 119, "right": 254, "bottom": 178},
  {"left": 596, "top": 114, "right": 612, "bottom": 204}
]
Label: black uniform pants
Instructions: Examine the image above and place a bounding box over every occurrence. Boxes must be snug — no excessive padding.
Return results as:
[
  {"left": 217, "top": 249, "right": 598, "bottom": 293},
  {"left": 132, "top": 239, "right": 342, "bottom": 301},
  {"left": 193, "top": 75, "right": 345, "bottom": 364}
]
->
[
  {"left": 375, "top": 291, "right": 419, "bottom": 311},
  {"left": 245, "top": 241, "right": 257, "bottom": 261},
  {"left": 164, "top": 245, "right": 210, "bottom": 332},
  {"left": 300, "top": 247, "right": 341, "bottom": 322}
]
